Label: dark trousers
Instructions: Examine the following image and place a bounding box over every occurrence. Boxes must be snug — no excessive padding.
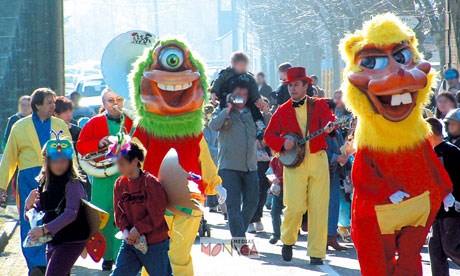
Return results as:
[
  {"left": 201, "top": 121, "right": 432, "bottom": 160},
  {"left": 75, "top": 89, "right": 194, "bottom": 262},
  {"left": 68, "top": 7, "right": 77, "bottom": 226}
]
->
[
  {"left": 219, "top": 169, "right": 259, "bottom": 238},
  {"left": 45, "top": 241, "right": 86, "bottom": 276},
  {"left": 429, "top": 217, "right": 460, "bottom": 276},
  {"left": 112, "top": 239, "right": 172, "bottom": 276},
  {"left": 251, "top": 161, "right": 270, "bottom": 223}
]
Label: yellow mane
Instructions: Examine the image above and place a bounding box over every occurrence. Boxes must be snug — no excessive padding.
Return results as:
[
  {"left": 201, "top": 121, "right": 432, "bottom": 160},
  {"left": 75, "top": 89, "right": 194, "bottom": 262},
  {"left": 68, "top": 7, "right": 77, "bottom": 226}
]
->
[{"left": 339, "top": 13, "right": 434, "bottom": 152}]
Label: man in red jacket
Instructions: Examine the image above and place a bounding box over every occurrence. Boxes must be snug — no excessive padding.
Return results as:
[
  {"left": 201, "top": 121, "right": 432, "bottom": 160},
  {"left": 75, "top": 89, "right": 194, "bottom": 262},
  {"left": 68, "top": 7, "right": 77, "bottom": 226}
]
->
[{"left": 264, "top": 67, "right": 334, "bottom": 265}]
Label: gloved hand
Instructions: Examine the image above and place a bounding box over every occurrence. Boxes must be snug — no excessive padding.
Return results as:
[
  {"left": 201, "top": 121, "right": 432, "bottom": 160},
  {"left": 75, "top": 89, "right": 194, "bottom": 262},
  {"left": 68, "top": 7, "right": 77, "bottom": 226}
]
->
[
  {"left": 215, "top": 186, "right": 227, "bottom": 204},
  {"left": 443, "top": 193, "right": 455, "bottom": 212},
  {"left": 454, "top": 201, "right": 460, "bottom": 213},
  {"left": 389, "top": 191, "right": 410, "bottom": 204}
]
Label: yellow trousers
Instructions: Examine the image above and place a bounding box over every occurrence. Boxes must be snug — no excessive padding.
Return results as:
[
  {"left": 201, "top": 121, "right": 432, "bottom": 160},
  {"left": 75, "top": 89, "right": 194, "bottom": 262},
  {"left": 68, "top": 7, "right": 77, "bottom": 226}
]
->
[
  {"left": 142, "top": 211, "right": 201, "bottom": 276},
  {"left": 281, "top": 150, "right": 330, "bottom": 258}
]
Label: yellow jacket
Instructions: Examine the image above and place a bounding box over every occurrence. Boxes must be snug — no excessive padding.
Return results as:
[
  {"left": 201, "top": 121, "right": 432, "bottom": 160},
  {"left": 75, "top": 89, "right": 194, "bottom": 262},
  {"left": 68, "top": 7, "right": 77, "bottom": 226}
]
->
[
  {"left": 0, "top": 116, "right": 72, "bottom": 190},
  {"left": 199, "top": 136, "right": 222, "bottom": 196}
]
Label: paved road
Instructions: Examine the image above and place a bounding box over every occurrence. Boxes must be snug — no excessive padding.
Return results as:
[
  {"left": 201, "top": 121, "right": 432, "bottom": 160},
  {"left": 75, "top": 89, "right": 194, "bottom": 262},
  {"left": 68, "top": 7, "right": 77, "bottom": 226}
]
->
[{"left": 1, "top": 208, "right": 460, "bottom": 275}]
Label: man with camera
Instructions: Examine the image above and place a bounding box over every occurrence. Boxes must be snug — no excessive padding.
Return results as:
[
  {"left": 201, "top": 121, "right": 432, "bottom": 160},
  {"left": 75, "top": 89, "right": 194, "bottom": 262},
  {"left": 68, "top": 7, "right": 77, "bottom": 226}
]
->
[{"left": 209, "top": 79, "right": 259, "bottom": 241}]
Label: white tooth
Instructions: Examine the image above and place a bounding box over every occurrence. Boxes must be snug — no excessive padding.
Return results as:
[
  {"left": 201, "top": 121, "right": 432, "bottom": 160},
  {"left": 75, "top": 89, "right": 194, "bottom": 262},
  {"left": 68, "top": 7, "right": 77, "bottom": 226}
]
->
[
  {"left": 391, "top": 94, "right": 402, "bottom": 106},
  {"left": 158, "top": 83, "right": 167, "bottom": 90},
  {"left": 183, "top": 82, "right": 192, "bottom": 90},
  {"left": 401, "top": 93, "right": 412, "bottom": 104},
  {"left": 166, "top": 85, "right": 174, "bottom": 91}
]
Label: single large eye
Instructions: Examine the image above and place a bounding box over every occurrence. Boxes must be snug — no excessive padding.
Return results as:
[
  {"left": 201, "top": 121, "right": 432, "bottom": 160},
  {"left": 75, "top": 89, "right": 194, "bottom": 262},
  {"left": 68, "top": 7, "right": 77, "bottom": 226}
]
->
[
  {"left": 159, "top": 47, "right": 184, "bottom": 70},
  {"left": 393, "top": 48, "right": 413, "bottom": 64},
  {"left": 50, "top": 144, "right": 57, "bottom": 148},
  {"left": 360, "top": 56, "right": 389, "bottom": 70},
  {"left": 61, "top": 143, "right": 68, "bottom": 149}
]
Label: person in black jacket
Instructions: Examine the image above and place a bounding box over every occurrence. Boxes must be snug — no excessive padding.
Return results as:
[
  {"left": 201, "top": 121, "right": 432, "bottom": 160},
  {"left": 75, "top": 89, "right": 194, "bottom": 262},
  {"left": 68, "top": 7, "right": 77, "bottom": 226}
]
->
[
  {"left": 426, "top": 117, "right": 460, "bottom": 276},
  {"left": 275, "top": 62, "right": 292, "bottom": 107}
]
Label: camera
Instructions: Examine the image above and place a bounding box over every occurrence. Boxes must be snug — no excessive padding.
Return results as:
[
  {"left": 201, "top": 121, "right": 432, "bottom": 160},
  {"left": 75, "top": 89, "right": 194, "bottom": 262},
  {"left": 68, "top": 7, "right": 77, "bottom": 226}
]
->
[{"left": 228, "top": 95, "right": 244, "bottom": 104}]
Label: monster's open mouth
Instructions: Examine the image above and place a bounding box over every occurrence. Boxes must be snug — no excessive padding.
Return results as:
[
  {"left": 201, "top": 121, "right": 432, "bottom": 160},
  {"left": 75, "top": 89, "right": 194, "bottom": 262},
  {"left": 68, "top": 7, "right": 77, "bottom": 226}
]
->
[
  {"left": 367, "top": 91, "right": 418, "bottom": 122},
  {"left": 141, "top": 70, "right": 203, "bottom": 112}
]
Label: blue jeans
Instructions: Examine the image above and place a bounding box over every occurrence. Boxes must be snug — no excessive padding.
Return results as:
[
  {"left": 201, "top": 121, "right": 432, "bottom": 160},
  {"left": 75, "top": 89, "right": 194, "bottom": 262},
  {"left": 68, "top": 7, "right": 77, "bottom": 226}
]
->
[
  {"left": 270, "top": 193, "right": 284, "bottom": 238},
  {"left": 328, "top": 170, "right": 341, "bottom": 236},
  {"left": 18, "top": 167, "right": 47, "bottom": 269},
  {"left": 338, "top": 186, "right": 351, "bottom": 227},
  {"left": 219, "top": 169, "right": 259, "bottom": 238},
  {"left": 251, "top": 161, "right": 270, "bottom": 223},
  {"left": 112, "top": 239, "right": 172, "bottom": 276}
]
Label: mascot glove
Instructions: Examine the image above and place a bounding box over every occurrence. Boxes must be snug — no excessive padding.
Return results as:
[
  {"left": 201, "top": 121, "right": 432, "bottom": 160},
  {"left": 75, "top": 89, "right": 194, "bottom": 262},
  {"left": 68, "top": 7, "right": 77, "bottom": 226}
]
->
[
  {"left": 389, "top": 191, "right": 410, "bottom": 204},
  {"left": 443, "top": 193, "right": 455, "bottom": 212},
  {"left": 216, "top": 185, "right": 227, "bottom": 204},
  {"left": 454, "top": 201, "right": 460, "bottom": 213}
]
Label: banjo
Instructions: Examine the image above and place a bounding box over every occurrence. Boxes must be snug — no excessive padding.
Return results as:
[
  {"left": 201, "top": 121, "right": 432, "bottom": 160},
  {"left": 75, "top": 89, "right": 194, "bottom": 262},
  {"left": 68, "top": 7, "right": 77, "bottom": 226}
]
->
[{"left": 279, "top": 115, "right": 352, "bottom": 168}]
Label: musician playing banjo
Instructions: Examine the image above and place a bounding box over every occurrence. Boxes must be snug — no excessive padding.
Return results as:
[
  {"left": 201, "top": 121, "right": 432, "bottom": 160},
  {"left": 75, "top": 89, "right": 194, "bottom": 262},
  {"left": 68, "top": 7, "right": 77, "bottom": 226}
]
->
[
  {"left": 264, "top": 67, "right": 335, "bottom": 266},
  {"left": 76, "top": 88, "right": 133, "bottom": 271}
]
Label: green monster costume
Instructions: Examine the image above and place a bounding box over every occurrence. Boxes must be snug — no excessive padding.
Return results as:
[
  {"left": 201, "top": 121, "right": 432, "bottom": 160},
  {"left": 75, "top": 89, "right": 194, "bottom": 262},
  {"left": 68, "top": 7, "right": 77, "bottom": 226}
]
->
[{"left": 130, "top": 39, "right": 222, "bottom": 276}]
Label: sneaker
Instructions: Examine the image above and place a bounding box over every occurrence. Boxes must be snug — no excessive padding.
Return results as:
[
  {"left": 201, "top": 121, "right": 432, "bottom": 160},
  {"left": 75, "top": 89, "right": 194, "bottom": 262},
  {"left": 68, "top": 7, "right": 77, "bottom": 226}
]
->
[
  {"left": 247, "top": 223, "right": 256, "bottom": 233},
  {"left": 281, "top": 244, "right": 293, "bottom": 261},
  {"left": 255, "top": 221, "right": 264, "bottom": 232},
  {"left": 269, "top": 235, "right": 279, "bottom": 244},
  {"left": 310, "top": 257, "right": 324, "bottom": 265}
]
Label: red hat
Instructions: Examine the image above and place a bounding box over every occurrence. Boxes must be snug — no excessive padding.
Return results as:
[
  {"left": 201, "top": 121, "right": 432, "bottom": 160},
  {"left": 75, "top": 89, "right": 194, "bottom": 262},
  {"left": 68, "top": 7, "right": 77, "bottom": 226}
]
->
[{"left": 283, "top": 67, "right": 312, "bottom": 84}]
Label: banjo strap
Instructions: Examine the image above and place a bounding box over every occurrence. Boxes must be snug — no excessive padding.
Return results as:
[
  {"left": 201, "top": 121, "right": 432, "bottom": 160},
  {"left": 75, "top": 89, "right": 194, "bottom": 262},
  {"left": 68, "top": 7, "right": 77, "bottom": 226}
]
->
[{"left": 305, "top": 97, "right": 315, "bottom": 138}]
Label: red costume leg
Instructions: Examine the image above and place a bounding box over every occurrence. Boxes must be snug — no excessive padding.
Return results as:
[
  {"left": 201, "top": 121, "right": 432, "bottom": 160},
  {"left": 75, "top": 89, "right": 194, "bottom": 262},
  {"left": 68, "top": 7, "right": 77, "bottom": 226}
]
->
[
  {"left": 353, "top": 213, "right": 391, "bottom": 276},
  {"left": 393, "top": 209, "right": 437, "bottom": 276}
]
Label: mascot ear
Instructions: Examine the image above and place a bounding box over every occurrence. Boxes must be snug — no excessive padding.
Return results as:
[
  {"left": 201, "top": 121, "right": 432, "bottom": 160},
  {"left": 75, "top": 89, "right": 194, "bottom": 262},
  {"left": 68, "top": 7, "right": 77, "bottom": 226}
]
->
[{"left": 339, "top": 33, "right": 364, "bottom": 65}]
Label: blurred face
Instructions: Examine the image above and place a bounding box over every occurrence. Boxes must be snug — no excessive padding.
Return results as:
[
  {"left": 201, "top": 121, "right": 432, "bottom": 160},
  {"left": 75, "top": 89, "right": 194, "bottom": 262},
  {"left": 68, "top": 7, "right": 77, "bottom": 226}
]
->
[
  {"left": 55, "top": 109, "right": 73, "bottom": 124},
  {"left": 334, "top": 92, "right": 344, "bottom": 109},
  {"left": 256, "top": 75, "right": 265, "bottom": 86},
  {"left": 232, "top": 87, "right": 249, "bottom": 107},
  {"left": 279, "top": 71, "right": 287, "bottom": 81},
  {"left": 447, "top": 121, "right": 460, "bottom": 137},
  {"left": 116, "top": 156, "right": 138, "bottom": 177},
  {"left": 71, "top": 94, "right": 81, "bottom": 106},
  {"left": 36, "top": 96, "right": 56, "bottom": 119},
  {"left": 102, "top": 90, "right": 124, "bottom": 117},
  {"left": 48, "top": 158, "right": 70, "bottom": 176},
  {"left": 311, "top": 77, "right": 318, "bottom": 86},
  {"left": 20, "top": 98, "right": 32, "bottom": 116},
  {"left": 288, "top": 81, "right": 307, "bottom": 101},
  {"left": 447, "top": 77, "right": 459, "bottom": 88},
  {"left": 437, "top": 95, "right": 455, "bottom": 115},
  {"left": 232, "top": 61, "right": 248, "bottom": 74}
]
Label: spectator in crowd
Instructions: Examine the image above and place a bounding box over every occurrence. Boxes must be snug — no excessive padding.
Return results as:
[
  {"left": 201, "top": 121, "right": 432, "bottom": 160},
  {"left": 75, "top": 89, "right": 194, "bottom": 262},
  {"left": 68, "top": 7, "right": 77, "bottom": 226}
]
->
[
  {"left": 70, "top": 91, "right": 96, "bottom": 121},
  {"left": 333, "top": 90, "right": 351, "bottom": 118},
  {"left": 444, "top": 108, "right": 460, "bottom": 148},
  {"left": 325, "top": 99, "right": 348, "bottom": 251},
  {"left": 248, "top": 97, "right": 272, "bottom": 233},
  {"left": 435, "top": 92, "right": 457, "bottom": 119},
  {"left": 209, "top": 78, "right": 259, "bottom": 239},
  {"left": 0, "top": 88, "right": 71, "bottom": 275},
  {"left": 256, "top": 72, "right": 273, "bottom": 98},
  {"left": 203, "top": 104, "right": 227, "bottom": 218},
  {"left": 267, "top": 157, "right": 284, "bottom": 244},
  {"left": 275, "top": 62, "right": 292, "bottom": 107},
  {"left": 445, "top": 68, "right": 460, "bottom": 94},
  {"left": 310, "top": 75, "right": 325, "bottom": 98},
  {"left": 426, "top": 118, "right": 460, "bottom": 276},
  {"left": 54, "top": 96, "right": 81, "bottom": 148},
  {"left": 2, "top": 95, "right": 32, "bottom": 150}
]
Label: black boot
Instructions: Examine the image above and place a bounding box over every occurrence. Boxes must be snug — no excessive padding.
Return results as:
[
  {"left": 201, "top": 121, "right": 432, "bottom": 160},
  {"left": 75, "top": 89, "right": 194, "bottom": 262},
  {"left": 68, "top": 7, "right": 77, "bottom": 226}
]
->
[
  {"left": 281, "top": 244, "right": 293, "bottom": 261},
  {"left": 102, "top": 260, "right": 114, "bottom": 271},
  {"left": 310, "top": 257, "right": 323, "bottom": 265},
  {"left": 269, "top": 235, "right": 279, "bottom": 245}
]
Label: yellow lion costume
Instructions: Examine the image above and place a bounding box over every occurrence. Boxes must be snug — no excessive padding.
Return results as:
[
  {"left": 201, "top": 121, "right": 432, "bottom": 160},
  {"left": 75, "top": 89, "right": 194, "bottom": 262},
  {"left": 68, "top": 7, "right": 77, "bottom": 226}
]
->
[{"left": 339, "top": 14, "right": 452, "bottom": 275}]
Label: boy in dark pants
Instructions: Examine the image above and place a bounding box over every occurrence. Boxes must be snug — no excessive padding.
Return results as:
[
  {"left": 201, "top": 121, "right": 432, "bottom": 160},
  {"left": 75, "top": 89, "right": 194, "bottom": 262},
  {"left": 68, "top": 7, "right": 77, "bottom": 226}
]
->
[
  {"left": 112, "top": 141, "right": 171, "bottom": 276},
  {"left": 267, "top": 157, "right": 284, "bottom": 244},
  {"left": 426, "top": 118, "right": 460, "bottom": 276}
]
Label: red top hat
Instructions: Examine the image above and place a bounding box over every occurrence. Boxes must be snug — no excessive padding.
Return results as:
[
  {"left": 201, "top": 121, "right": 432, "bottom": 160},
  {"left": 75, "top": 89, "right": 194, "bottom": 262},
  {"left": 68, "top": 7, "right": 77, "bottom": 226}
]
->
[{"left": 283, "top": 67, "right": 312, "bottom": 84}]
